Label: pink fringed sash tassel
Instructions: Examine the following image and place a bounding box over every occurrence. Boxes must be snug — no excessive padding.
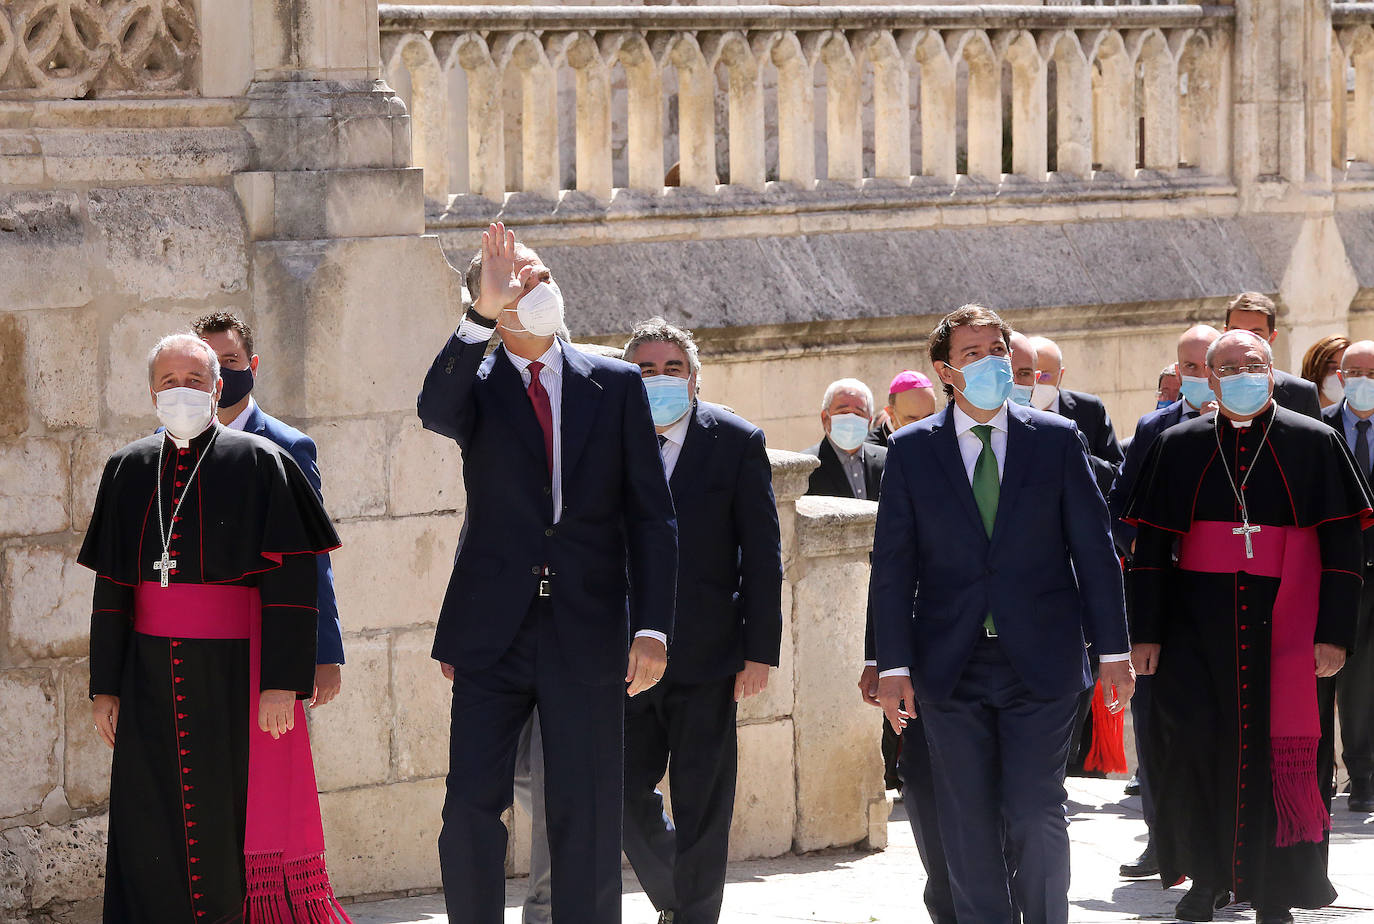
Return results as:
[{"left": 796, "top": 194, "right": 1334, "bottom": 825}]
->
[
  {"left": 1177, "top": 521, "right": 1330, "bottom": 847},
  {"left": 134, "top": 583, "right": 353, "bottom": 922}
]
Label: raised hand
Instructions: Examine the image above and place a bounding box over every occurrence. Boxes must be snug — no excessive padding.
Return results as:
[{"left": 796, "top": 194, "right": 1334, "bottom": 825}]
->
[{"left": 473, "top": 221, "right": 525, "bottom": 320}]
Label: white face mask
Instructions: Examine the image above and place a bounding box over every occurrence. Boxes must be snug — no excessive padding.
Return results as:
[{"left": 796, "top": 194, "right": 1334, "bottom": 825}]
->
[
  {"left": 155, "top": 386, "right": 217, "bottom": 440},
  {"left": 1030, "top": 382, "right": 1059, "bottom": 411},
  {"left": 1322, "top": 372, "right": 1345, "bottom": 405},
  {"left": 502, "top": 281, "right": 564, "bottom": 338}
]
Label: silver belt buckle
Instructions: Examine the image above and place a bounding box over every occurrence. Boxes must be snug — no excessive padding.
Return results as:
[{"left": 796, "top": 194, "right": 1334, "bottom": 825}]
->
[{"left": 538, "top": 579, "right": 552, "bottom": 598}]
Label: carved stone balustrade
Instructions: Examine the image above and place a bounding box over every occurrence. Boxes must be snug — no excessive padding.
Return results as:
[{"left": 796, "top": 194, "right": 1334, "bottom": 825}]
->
[{"left": 379, "top": 3, "right": 1235, "bottom": 218}]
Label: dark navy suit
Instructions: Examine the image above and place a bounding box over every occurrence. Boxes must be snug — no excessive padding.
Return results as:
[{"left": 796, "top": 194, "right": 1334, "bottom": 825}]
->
[
  {"left": 418, "top": 332, "right": 677, "bottom": 924},
  {"left": 241, "top": 404, "right": 344, "bottom": 664},
  {"left": 1055, "top": 389, "right": 1124, "bottom": 500},
  {"left": 1274, "top": 368, "right": 1323, "bottom": 419},
  {"left": 622, "top": 401, "right": 782, "bottom": 924},
  {"left": 871, "top": 402, "right": 1129, "bottom": 924},
  {"left": 1106, "top": 399, "right": 1199, "bottom": 839}
]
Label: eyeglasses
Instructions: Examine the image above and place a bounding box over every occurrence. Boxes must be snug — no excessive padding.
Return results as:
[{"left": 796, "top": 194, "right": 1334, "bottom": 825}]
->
[
  {"left": 1212, "top": 363, "right": 1271, "bottom": 377},
  {"left": 1341, "top": 369, "right": 1374, "bottom": 379}
]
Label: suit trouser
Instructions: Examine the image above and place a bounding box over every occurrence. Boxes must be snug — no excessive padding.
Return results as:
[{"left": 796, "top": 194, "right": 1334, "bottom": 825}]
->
[
  {"left": 1317, "top": 583, "right": 1374, "bottom": 804},
  {"left": 1131, "top": 674, "right": 1156, "bottom": 828},
  {"left": 438, "top": 598, "right": 624, "bottom": 924},
  {"left": 898, "top": 710, "right": 958, "bottom": 924},
  {"left": 513, "top": 710, "right": 552, "bottom": 924},
  {"left": 622, "top": 676, "right": 739, "bottom": 924},
  {"left": 920, "top": 637, "right": 1078, "bottom": 924}
]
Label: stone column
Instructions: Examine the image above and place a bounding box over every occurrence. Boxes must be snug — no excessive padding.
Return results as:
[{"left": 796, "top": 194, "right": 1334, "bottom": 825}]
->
[{"left": 791, "top": 493, "right": 888, "bottom": 854}]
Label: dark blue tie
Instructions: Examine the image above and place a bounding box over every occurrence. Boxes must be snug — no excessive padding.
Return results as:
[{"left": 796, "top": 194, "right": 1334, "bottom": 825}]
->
[{"left": 1356, "top": 420, "right": 1370, "bottom": 478}]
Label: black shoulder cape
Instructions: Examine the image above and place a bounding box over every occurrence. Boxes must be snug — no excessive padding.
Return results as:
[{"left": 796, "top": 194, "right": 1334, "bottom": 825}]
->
[
  {"left": 78, "top": 426, "right": 340, "bottom": 585},
  {"left": 1123, "top": 404, "right": 1372, "bottom": 533}
]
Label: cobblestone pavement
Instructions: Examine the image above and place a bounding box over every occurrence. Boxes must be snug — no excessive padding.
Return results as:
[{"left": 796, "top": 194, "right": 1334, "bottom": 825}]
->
[{"left": 346, "top": 779, "right": 1374, "bottom": 923}]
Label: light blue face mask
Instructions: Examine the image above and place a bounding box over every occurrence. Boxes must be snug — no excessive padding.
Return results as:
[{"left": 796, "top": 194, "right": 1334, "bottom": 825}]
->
[
  {"left": 1156, "top": 398, "right": 1173, "bottom": 410},
  {"left": 1217, "top": 372, "right": 1272, "bottom": 417},
  {"left": 1010, "top": 383, "right": 1034, "bottom": 407},
  {"left": 828, "top": 413, "right": 870, "bottom": 452},
  {"left": 952, "top": 354, "right": 1013, "bottom": 411},
  {"left": 1346, "top": 376, "right": 1374, "bottom": 413},
  {"left": 643, "top": 374, "right": 692, "bottom": 427},
  {"left": 1179, "top": 375, "right": 1215, "bottom": 410}
]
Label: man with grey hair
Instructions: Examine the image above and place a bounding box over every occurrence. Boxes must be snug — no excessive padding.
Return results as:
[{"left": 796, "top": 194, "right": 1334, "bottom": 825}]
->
[
  {"left": 1124, "top": 327, "right": 1367, "bottom": 922},
  {"left": 80, "top": 332, "right": 348, "bottom": 921},
  {"left": 802, "top": 377, "right": 886, "bottom": 500}
]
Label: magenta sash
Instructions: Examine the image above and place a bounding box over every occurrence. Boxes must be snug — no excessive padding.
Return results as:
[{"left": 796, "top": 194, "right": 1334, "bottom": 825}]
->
[
  {"left": 1177, "top": 521, "right": 1329, "bottom": 846},
  {"left": 135, "top": 583, "right": 352, "bottom": 922}
]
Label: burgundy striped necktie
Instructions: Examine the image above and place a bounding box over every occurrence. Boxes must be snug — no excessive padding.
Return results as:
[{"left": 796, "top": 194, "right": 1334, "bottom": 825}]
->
[{"left": 526, "top": 360, "right": 554, "bottom": 475}]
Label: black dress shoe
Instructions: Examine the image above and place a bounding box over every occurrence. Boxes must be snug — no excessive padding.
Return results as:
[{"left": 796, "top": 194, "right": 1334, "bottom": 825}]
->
[
  {"left": 1124, "top": 776, "right": 1141, "bottom": 797},
  {"left": 657, "top": 912, "right": 676, "bottom": 924},
  {"left": 1255, "top": 908, "right": 1293, "bottom": 924},
  {"left": 1349, "top": 776, "right": 1374, "bottom": 813},
  {"left": 1175, "top": 883, "right": 1230, "bottom": 922},
  {"left": 1119, "top": 844, "right": 1158, "bottom": 878}
]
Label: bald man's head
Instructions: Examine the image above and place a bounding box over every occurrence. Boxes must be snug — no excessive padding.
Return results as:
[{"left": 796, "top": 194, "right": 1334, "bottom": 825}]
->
[
  {"left": 1177, "top": 325, "right": 1221, "bottom": 380},
  {"left": 1343, "top": 339, "right": 1374, "bottom": 368},
  {"left": 1008, "top": 331, "right": 1038, "bottom": 387},
  {"left": 1341, "top": 340, "right": 1374, "bottom": 417}
]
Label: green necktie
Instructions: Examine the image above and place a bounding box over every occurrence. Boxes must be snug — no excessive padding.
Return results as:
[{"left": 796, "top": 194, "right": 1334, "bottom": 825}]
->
[{"left": 971, "top": 425, "right": 999, "bottom": 634}]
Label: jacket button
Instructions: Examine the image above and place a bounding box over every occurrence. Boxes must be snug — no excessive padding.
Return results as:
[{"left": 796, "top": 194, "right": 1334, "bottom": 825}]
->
[
  {"left": 543, "top": 486, "right": 551, "bottom": 495},
  {"left": 545, "top": 528, "right": 554, "bottom": 537},
  {"left": 530, "top": 566, "right": 540, "bottom": 576}
]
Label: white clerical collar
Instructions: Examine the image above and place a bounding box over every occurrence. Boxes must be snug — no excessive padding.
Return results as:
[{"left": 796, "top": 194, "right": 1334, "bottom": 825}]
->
[
  {"left": 659, "top": 405, "right": 693, "bottom": 447},
  {"left": 226, "top": 395, "right": 257, "bottom": 432},
  {"left": 167, "top": 421, "right": 217, "bottom": 450},
  {"left": 952, "top": 402, "right": 1009, "bottom": 436}
]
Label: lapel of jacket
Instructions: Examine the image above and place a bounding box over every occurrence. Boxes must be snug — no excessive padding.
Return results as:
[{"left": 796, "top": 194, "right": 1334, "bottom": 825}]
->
[
  {"left": 862, "top": 443, "right": 884, "bottom": 496},
  {"left": 930, "top": 405, "right": 986, "bottom": 537},
  {"left": 558, "top": 342, "right": 604, "bottom": 482},
  {"left": 990, "top": 403, "right": 1035, "bottom": 552},
  {"left": 1057, "top": 388, "right": 1079, "bottom": 424},
  {"left": 815, "top": 437, "right": 851, "bottom": 497},
  {"left": 486, "top": 344, "right": 550, "bottom": 470},
  {"left": 670, "top": 402, "right": 714, "bottom": 496},
  {"left": 245, "top": 403, "right": 268, "bottom": 437}
]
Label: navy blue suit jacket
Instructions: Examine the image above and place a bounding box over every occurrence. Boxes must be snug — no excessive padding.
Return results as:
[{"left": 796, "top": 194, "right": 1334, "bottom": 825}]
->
[
  {"left": 1107, "top": 399, "right": 1194, "bottom": 555},
  {"left": 665, "top": 401, "right": 783, "bottom": 683},
  {"left": 417, "top": 334, "right": 678, "bottom": 685},
  {"left": 1056, "top": 389, "right": 1124, "bottom": 499},
  {"left": 870, "top": 403, "right": 1129, "bottom": 702}
]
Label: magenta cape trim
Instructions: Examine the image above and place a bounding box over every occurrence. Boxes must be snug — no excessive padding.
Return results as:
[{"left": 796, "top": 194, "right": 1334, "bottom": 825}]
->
[
  {"left": 134, "top": 583, "right": 353, "bottom": 922},
  {"left": 1176, "top": 521, "right": 1329, "bottom": 847}
]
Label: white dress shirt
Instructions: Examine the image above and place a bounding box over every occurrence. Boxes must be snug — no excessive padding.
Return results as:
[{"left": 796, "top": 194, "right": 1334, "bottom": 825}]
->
[
  {"left": 876, "top": 401, "right": 1127, "bottom": 677},
  {"left": 456, "top": 318, "right": 665, "bottom": 647},
  {"left": 226, "top": 395, "right": 257, "bottom": 432},
  {"left": 657, "top": 406, "right": 693, "bottom": 479}
]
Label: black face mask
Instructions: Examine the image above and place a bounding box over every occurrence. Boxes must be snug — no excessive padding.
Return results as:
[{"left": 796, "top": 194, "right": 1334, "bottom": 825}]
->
[{"left": 219, "top": 366, "right": 255, "bottom": 407}]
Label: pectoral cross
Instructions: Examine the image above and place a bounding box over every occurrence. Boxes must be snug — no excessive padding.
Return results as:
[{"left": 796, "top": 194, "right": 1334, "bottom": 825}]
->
[
  {"left": 153, "top": 551, "right": 176, "bottom": 588},
  {"left": 1233, "top": 521, "right": 1261, "bottom": 559}
]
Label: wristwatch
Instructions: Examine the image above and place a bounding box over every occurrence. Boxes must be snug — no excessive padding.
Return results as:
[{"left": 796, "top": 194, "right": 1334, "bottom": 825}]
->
[{"left": 465, "top": 308, "right": 498, "bottom": 329}]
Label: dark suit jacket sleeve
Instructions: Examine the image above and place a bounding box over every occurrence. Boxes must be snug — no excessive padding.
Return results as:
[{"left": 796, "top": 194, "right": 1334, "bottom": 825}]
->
[
  {"left": 418, "top": 329, "right": 489, "bottom": 447},
  {"left": 1107, "top": 414, "right": 1155, "bottom": 555},
  {"left": 1059, "top": 429, "right": 1130, "bottom": 656},
  {"left": 622, "top": 374, "right": 679, "bottom": 640},
  {"left": 1279, "top": 373, "right": 1323, "bottom": 420},
  {"left": 734, "top": 427, "right": 784, "bottom": 666},
  {"left": 1083, "top": 398, "right": 1124, "bottom": 498},
  {"left": 869, "top": 444, "right": 920, "bottom": 673},
  {"left": 282, "top": 433, "right": 344, "bottom": 665}
]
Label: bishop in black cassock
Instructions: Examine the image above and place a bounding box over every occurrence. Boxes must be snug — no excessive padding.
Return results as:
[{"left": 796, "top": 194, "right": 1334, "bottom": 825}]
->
[
  {"left": 80, "top": 346, "right": 344, "bottom": 923},
  {"left": 1125, "top": 375, "right": 1368, "bottom": 919}
]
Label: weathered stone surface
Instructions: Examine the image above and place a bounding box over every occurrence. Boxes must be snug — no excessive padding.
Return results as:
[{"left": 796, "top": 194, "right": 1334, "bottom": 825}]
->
[
  {"left": 0, "top": 314, "right": 25, "bottom": 437},
  {"left": 320, "top": 779, "right": 444, "bottom": 898},
  {"left": 737, "top": 579, "right": 793, "bottom": 723},
  {"left": 311, "top": 417, "right": 390, "bottom": 519},
  {"left": 71, "top": 431, "right": 136, "bottom": 533},
  {"left": 310, "top": 638, "right": 391, "bottom": 792},
  {"left": 251, "top": 235, "right": 463, "bottom": 419},
  {"left": 389, "top": 417, "right": 465, "bottom": 517},
  {"left": 88, "top": 185, "right": 248, "bottom": 302},
  {"left": 20, "top": 307, "right": 99, "bottom": 430},
  {"left": 0, "top": 670, "right": 59, "bottom": 818},
  {"left": 795, "top": 496, "right": 879, "bottom": 559},
  {"left": 391, "top": 628, "right": 451, "bottom": 780},
  {"left": 0, "top": 828, "right": 29, "bottom": 913},
  {"left": 729, "top": 719, "right": 795, "bottom": 860},
  {"left": 0, "top": 439, "right": 68, "bottom": 538},
  {"left": 765, "top": 450, "right": 817, "bottom": 506},
  {"left": 955, "top": 225, "right": 1097, "bottom": 311},
  {"left": 104, "top": 305, "right": 206, "bottom": 421},
  {"left": 62, "top": 661, "right": 111, "bottom": 810},
  {"left": 792, "top": 557, "right": 883, "bottom": 852},
  {"left": 0, "top": 191, "right": 93, "bottom": 312},
  {"left": 3, "top": 544, "right": 92, "bottom": 664},
  {"left": 27, "top": 814, "right": 107, "bottom": 908},
  {"left": 330, "top": 515, "right": 459, "bottom": 633}
]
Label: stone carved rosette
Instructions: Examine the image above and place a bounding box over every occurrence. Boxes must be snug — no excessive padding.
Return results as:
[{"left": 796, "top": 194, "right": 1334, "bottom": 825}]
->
[{"left": 0, "top": 0, "right": 199, "bottom": 98}]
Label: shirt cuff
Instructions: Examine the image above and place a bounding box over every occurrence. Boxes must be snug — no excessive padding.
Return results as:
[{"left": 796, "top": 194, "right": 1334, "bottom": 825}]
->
[
  {"left": 878, "top": 667, "right": 910, "bottom": 678},
  {"left": 635, "top": 630, "right": 668, "bottom": 647},
  {"left": 864, "top": 660, "right": 876, "bottom": 667},
  {"left": 1099, "top": 652, "right": 1131, "bottom": 662},
  {"left": 457, "top": 316, "right": 497, "bottom": 343}
]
